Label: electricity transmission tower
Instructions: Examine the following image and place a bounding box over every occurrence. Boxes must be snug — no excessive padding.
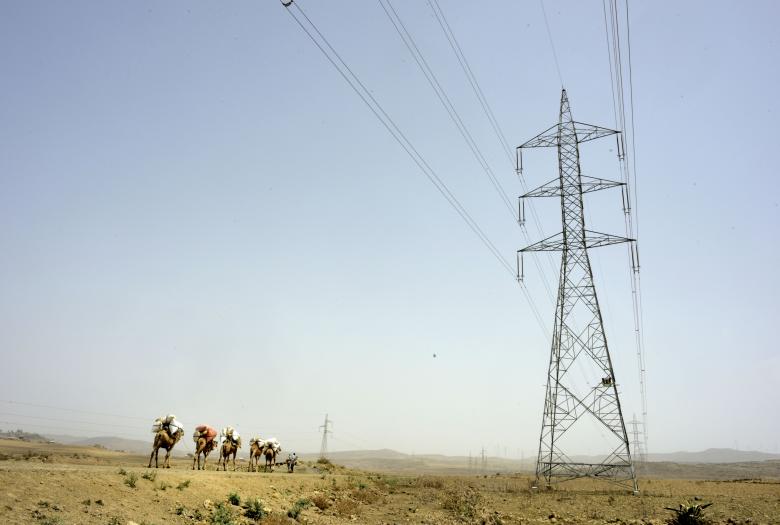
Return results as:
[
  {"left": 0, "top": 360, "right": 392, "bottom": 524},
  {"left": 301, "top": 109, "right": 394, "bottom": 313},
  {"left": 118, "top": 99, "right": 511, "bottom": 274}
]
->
[
  {"left": 319, "top": 414, "right": 333, "bottom": 460},
  {"left": 628, "top": 414, "right": 646, "bottom": 465},
  {"left": 517, "top": 89, "right": 638, "bottom": 492}
]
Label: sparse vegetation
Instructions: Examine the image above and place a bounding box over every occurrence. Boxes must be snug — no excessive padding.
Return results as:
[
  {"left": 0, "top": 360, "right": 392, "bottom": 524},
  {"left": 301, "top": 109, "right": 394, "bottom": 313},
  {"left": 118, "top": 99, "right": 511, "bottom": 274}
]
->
[
  {"left": 117, "top": 468, "right": 127, "bottom": 475},
  {"left": 243, "top": 497, "right": 267, "bottom": 520},
  {"left": 416, "top": 475, "right": 445, "bottom": 489},
  {"left": 156, "top": 480, "right": 171, "bottom": 490},
  {"left": 124, "top": 471, "right": 138, "bottom": 488},
  {"left": 310, "top": 493, "right": 330, "bottom": 510},
  {"left": 227, "top": 491, "right": 241, "bottom": 505},
  {"left": 37, "top": 517, "right": 64, "bottom": 525},
  {"left": 350, "top": 486, "right": 381, "bottom": 504},
  {"left": 665, "top": 500, "right": 713, "bottom": 525},
  {"left": 142, "top": 470, "right": 157, "bottom": 481},
  {"left": 210, "top": 502, "right": 236, "bottom": 525},
  {"left": 442, "top": 487, "right": 482, "bottom": 521},
  {"left": 287, "top": 497, "right": 310, "bottom": 519},
  {"left": 333, "top": 498, "right": 359, "bottom": 517},
  {"left": 176, "top": 479, "right": 191, "bottom": 490}
]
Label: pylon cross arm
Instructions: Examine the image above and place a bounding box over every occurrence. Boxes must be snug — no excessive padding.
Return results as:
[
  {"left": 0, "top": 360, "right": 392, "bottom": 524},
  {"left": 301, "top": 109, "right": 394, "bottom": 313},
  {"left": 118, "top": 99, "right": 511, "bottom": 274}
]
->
[
  {"left": 519, "top": 230, "right": 633, "bottom": 253},
  {"left": 521, "top": 176, "right": 624, "bottom": 199},
  {"left": 517, "top": 121, "right": 618, "bottom": 149},
  {"left": 570, "top": 121, "right": 619, "bottom": 144}
]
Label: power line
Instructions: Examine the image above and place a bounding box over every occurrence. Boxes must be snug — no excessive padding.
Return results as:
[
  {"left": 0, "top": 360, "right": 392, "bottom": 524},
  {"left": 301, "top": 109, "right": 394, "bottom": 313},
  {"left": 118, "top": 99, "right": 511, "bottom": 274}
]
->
[
  {"left": 601, "top": 0, "right": 648, "bottom": 458},
  {"left": 539, "top": 0, "right": 564, "bottom": 87},
  {"left": 380, "top": 0, "right": 515, "bottom": 221},
  {"left": 428, "top": 0, "right": 514, "bottom": 166},
  {"left": 0, "top": 399, "right": 148, "bottom": 421},
  {"left": 0, "top": 411, "right": 140, "bottom": 430},
  {"left": 285, "top": 2, "right": 515, "bottom": 279},
  {"left": 379, "top": 0, "right": 557, "bottom": 307},
  {"left": 427, "top": 0, "right": 560, "bottom": 282},
  {"left": 283, "top": 2, "right": 552, "bottom": 340}
]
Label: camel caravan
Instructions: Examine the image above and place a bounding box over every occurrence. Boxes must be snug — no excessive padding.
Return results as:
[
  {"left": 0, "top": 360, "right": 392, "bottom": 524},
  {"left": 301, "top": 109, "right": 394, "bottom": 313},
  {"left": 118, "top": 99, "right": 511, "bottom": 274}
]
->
[{"left": 149, "top": 415, "right": 296, "bottom": 472}]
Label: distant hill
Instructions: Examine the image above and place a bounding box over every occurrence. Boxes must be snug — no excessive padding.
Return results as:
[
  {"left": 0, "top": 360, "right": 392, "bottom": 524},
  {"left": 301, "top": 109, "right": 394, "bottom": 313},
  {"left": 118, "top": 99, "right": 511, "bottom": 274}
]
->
[
  {"left": 0, "top": 429, "right": 50, "bottom": 442},
  {"left": 646, "top": 448, "right": 780, "bottom": 464},
  {"left": 43, "top": 434, "right": 188, "bottom": 456},
  {"left": 29, "top": 431, "right": 780, "bottom": 468}
]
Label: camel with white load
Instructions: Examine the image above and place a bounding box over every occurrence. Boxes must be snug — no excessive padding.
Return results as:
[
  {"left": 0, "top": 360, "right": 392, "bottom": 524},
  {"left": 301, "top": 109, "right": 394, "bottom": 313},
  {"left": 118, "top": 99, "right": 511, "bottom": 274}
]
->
[
  {"left": 218, "top": 427, "right": 242, "bottom": 471},
  {"left": 148, "top": 415, "right": 183, "bottom": 469}
]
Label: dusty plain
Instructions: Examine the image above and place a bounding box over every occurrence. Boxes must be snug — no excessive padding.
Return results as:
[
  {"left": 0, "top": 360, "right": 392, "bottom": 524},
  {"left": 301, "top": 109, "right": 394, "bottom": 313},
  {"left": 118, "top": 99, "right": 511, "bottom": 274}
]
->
[{"left": 1, "top": 439, "right": 779, "bottom": 525}]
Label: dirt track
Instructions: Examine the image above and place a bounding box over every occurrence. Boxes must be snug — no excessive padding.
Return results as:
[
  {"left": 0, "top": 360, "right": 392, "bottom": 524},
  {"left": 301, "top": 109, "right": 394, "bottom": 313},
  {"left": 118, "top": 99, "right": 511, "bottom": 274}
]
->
[{"left": 1, "top": 439, "right": 779, "bottom": 524}]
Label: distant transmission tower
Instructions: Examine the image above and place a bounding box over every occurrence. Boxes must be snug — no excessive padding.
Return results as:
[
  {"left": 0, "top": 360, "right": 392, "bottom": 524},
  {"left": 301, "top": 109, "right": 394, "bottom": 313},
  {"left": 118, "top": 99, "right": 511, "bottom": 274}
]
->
[
  {"left": 517, "top": 89, "right": 638, "bottom": 492},
  {"left": 319, "top": 414, "right": 333, "bottom": 460},
  {"left": 628, "top": 414, "right": 646, "bottom": 465}
]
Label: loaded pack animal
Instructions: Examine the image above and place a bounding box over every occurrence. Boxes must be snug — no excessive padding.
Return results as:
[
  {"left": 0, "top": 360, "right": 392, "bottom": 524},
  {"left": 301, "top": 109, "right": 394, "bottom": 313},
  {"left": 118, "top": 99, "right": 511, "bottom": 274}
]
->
[
  {"left": 192, "top": 425, "right": 218, "bottom": 470},
  {"left": 219, "top": 428, "right": 242, "bottom": 471},
  {"left": 263, "top": 440, "right": 281, "bottom": 472},
  {"left": 248, "top": 438, "right": 266, "bottom": 472},
  {"left": 148, "top": 425, "right": 184, "bottom": 468},
  {"left": 286, "top": 451, "right": 298, "bottom": 473}
]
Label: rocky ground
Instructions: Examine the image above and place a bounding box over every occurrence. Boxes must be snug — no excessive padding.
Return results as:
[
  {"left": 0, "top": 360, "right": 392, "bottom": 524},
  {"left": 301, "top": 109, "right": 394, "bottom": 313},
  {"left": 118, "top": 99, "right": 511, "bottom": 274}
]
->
[{"left": 1, "top": 439, "right": 778, "bottom": 524}]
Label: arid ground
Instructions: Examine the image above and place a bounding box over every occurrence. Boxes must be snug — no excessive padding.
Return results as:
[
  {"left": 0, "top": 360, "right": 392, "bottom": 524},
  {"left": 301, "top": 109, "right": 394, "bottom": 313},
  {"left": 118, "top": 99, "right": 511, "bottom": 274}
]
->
[{"left": 1, "top": 439, "right": 778, "bottom": 525}]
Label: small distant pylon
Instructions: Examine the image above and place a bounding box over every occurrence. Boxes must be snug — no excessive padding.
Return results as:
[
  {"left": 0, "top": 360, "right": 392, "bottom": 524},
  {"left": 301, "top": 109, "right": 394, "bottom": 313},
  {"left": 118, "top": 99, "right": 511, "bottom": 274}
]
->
[
  {"left": 629, "top": 414, "right": 646, "bottom": 465},
  {"left": 480, "top": 446, "right": 487, "bottom": 472},
  {"left": 319, "top": 414, "right": 333, "bottom": 460}
]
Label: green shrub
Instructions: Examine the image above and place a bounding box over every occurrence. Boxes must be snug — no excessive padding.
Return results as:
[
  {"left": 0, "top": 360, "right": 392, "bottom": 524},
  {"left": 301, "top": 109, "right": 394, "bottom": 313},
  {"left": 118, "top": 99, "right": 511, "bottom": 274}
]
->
[
  {"left": 142, "top": 471, "right": 157, "bottom": 481},
  {"left": 665, "top": 501, "right": 713, "bottom": 525},
  {"left": 210, "top": 502, "right": 235, "bottom": 525},
  {"left": 227, "top": 491, "right": 241, "bottom": 505},
  {"left": 244, "top": 497, "right": 267, "bottom": 520},
  {"left": 124, "top": 472, "right": 138, "bottom": 488},
  {"left": 176, "top": 479, "right": 191, "bottom": 490},
  {"left": 287, "top": 498, "right": 311, "bottom": 519}
]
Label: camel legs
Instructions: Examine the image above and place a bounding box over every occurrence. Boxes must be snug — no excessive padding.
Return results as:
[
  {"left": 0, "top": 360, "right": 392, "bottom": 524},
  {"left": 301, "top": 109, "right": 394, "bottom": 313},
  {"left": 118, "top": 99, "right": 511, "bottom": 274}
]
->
[
  {"left": 232, "top": 452, "right": 237, "bottom": 471},
  {"left": 148, "top": 447, "right": 157, "bottom": 468},
  {"left": 164, "top": 448, "right": 172, "bottom": 468}
]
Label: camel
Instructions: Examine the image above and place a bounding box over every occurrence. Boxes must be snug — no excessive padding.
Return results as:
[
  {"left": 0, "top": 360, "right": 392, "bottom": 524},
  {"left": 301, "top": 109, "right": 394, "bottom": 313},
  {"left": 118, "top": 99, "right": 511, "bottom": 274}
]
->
[
  {"left": 192, "top": 428, "right": 218, "bottom": 470},
  {"left": 219, "top": 435, "right": 242, "bottom": 471},
  {"left": 148, "top": 427, "right": 183, "bottom": 468},
  {"left": 248, "top": 439, "right": 265, "bottom": 472},
  {"left": 263, "top": 443, "right": 279, "bottom": 472}
]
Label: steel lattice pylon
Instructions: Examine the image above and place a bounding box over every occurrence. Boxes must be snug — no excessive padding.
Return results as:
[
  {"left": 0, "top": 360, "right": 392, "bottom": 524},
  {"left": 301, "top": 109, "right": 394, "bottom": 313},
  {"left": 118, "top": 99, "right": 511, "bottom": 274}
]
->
[{"left": 517, "top": 90, "right": 638, "bottom": 492}]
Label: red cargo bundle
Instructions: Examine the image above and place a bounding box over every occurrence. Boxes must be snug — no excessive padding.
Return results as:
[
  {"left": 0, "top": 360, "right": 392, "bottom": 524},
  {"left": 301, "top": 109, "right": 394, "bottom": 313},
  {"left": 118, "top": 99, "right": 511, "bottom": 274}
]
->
[{"left": 195, "top": 425, "right": 217, "bottom": 441}]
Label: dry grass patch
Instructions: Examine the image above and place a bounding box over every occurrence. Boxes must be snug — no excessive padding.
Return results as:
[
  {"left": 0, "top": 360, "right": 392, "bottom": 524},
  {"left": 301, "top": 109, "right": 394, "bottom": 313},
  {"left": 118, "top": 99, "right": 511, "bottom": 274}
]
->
[
  {"left": 333, "top": 497, "right": 360, "bottom": 517},
  {"left": 310, "top": 492, "right": 331, "bottom": 510},
  {"left": 416, "top": 475, "right": 445, "bottom": 489}
]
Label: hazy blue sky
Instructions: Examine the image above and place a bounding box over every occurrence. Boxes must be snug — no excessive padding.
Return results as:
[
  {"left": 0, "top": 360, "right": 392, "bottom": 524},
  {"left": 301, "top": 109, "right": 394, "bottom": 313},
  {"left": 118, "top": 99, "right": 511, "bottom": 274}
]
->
[{"left": 1, "top": 1, "right": 778, "bottom": 458}]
